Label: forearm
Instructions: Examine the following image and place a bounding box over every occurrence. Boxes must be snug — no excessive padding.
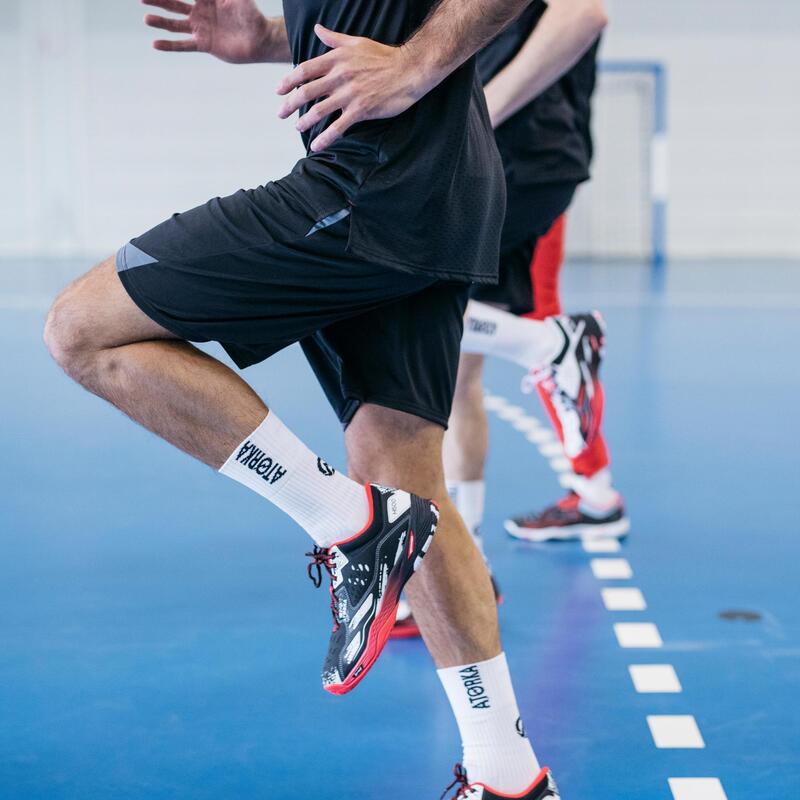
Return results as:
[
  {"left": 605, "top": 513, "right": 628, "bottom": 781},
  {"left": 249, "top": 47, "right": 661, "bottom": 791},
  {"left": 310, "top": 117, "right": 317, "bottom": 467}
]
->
[
  {"left": 254, "top": 16, "right": 292, "bottom": 63},
  {"left": 401, "top": 0, "right": 532, "bottom": 100},
  {"left": 485, "top": 0, "right": 607, "bottom": 127}
]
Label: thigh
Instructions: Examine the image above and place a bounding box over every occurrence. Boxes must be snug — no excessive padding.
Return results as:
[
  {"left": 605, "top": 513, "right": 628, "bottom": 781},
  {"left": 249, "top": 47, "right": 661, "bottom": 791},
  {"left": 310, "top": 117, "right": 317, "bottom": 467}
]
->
[
  {"left": 54, "top": 257, "right": 179, "bottom": 351},
  {"left": 115, "top": 182, "right": 433, "bottom": 369},
  {"left": 302, "top": 281, "right": 470, "bottom": 430}
]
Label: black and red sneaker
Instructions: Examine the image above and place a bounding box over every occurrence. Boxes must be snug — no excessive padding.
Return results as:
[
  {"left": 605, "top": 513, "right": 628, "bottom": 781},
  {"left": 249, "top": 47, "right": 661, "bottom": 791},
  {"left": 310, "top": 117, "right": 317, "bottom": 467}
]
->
[
  {"left": 525, "top": 312, "right": 606, "bottom": 460},
  {"left": 390, "top": 575, "right": 504, "bottom": 640},
  {"left": 505, "top": 490, "right": 629, "bottom": 542},
  {"left": 306, "top": 484, "right": 438, "bottom": 695},
  {"left": 441, "top": 764, "right": 560, "bottom": 799}
]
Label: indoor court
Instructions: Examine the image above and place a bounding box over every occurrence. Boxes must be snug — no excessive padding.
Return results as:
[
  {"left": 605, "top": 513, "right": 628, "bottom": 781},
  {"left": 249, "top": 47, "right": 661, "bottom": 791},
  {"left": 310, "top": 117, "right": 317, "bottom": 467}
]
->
[{"left": 1, "top": 2, "right": 798, "bottom": 800}]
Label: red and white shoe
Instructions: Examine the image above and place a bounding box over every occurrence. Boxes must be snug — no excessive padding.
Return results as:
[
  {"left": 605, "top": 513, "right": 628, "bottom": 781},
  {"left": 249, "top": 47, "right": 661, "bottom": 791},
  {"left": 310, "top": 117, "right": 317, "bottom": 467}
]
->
[
  {"left": 505, "top": 491, "right": 629, "bottom": 542},
  {"left": 526, "top": 312, "right": 606, "bottom": 460},
  {"left": 307, "top": 485, "right": 438, "bottom": 695},
  {"left": 440, "top": 764, "right": 560, "bottom": 799}
]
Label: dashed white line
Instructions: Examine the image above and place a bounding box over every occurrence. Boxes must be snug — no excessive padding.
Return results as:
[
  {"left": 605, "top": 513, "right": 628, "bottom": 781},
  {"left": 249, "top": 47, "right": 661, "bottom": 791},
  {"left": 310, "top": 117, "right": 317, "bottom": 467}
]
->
[
  {"left": 538, "top": 441, "right": 565, "bottom": 458},
  {"left": 590, "top": 558, "right": 633, "bottom": 580},
  {"left": 602, "top": 587, "right": 647, "bottom": 611},
  {"left": 629, "top": 664, "right": 682, "bottom": 693},
  {"left": 647, "top": 715, "right": 705, "bottom": 749},
  {"left": 548, "top": 456, "right": 572, "bottom": 473},
  {"left": 526, "top": 428, "right": 555, "bottom": 444},
  {"left": 614, "top": 622, "right": 663, "bottom": 648},
  {"left": 582, "top": 538, "right": 622, "bottom": 553},
  {"left": 668, "top": 778, "right": 728, "bottom": 800}
]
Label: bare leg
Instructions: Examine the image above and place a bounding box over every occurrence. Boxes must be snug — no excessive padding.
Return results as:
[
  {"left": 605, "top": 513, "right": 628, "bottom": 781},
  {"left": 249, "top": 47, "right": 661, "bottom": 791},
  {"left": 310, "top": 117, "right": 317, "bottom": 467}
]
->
[
  {"left": 346, "top": 404, "right": 500, "bottom": 667},
  {"left": 443, "top": 353, "right": 488, "bottom": 482},
  {"left": 44, "top": 257, "right": 267, "bottom": 467}
]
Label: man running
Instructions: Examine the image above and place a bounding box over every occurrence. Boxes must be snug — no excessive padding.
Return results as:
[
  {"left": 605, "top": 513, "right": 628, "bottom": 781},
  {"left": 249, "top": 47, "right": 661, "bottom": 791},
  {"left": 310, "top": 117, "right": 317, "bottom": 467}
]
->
[{"left": 44, "top": 0, "right": 559, "bottom": 797}]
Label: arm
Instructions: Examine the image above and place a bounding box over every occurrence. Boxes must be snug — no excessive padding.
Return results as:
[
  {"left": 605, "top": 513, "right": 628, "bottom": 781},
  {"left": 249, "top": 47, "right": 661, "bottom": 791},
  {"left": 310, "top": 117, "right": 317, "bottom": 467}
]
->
[
  {"left": 484, "top": 0, "right": 608, "bottom": 128},
  {"left": 276, "top": 0, "right": 533, "bottom": 152},
  {"left": 143, "top": 0, "right": 291, "bottom": 64}
]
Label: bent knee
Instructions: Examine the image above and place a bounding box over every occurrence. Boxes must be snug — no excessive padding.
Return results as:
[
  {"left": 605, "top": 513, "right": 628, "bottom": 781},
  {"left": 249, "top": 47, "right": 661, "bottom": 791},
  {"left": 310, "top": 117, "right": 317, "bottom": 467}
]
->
[{"left": 44, "top": 282, "right": 100, "bottom": 373}]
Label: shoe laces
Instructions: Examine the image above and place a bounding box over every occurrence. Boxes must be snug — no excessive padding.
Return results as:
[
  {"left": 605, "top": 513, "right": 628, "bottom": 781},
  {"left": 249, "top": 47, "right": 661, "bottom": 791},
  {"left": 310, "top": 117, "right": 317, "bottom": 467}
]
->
[
  {"left": 305, "top": 546, "right": 341, "bottom": 628},
  {"left": 440, "top": 763, "right": 473, "bottom": 800}
]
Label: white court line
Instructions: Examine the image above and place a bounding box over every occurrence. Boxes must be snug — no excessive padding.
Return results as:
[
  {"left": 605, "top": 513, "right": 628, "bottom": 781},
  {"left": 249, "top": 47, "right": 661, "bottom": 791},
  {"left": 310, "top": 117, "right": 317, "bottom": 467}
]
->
[
  {"left": 558, "top": 473, "right": 576, "bottom": 489},
  {"left": 614, "top": 623, "right": 663, "bottom": 648},
  {"left": 549, "top": 457, "right": 572, "bottom": 473},
  {"left": 483, "top": 395, "right": 508, "bottom": 411},
  {"left": 582, "top": 538, "right": 621, "bottom": 553},
  {"left": 629, "top": 664, "right": 682, "bottom": 693},
  {"left": 602, "top": 587, "right": 646, "bottom": 611},
  {"left": 648, "top": 716, "right": 705, "bottom": 749},
  {"left": 511, "top": 417, "right": 541, "bottom": 432},
  {"left": 668, "top": 778, "right": 727, "bottom": 800},
  {"left": 526, "top": 428, "right": 555, "bottom": 444},
  {"left": 538, "top": 441, "right": 564, "bottom": 458},
  {"left": 496, "top": 405, "right": 527, "bottom": 421},
  {"left": 591, "top": 558, "right": 633, "bottom": 580}
]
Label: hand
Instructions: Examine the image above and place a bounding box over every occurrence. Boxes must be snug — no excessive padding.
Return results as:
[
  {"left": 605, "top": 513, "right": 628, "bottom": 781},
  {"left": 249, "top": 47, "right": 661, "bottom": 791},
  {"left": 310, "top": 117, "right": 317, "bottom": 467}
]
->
[
  {"left": 143, "top": 0, "right": 273, "bottom": 64},
  {"left": 276, "top": 25, "right": 425, "bottom": 152}
]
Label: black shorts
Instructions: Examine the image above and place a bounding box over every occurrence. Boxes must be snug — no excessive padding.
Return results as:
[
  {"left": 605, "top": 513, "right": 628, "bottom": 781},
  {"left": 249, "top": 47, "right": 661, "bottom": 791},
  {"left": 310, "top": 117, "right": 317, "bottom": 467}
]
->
[
  {"left": 471, "top": 181, "right": 577, "bottom": 315},
  {"left": 116, "top": 181, "right": 470, "bottom": 428}
]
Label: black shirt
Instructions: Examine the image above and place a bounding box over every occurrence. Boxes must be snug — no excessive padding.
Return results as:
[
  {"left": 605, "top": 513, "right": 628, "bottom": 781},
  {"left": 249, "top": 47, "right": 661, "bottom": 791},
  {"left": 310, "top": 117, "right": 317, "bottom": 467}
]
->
[
  {"left": 477, "top": 1, "right": 599, "bottom": 187},
  {"left": 281, "top": 0, "right": 506, "bottom": 284}
]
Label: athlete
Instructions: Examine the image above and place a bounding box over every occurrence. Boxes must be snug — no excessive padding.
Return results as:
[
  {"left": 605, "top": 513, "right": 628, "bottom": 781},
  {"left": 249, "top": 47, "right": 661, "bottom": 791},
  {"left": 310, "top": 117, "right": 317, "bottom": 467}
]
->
[
  {"left": 44, "top": 0, "right": 559, "bottom": 797},
  {"left": 449, "top": 0, "right": 629, "bottom": 551},
  {"left": 390, "top": 0, "right": 627, "bottom": 642}
]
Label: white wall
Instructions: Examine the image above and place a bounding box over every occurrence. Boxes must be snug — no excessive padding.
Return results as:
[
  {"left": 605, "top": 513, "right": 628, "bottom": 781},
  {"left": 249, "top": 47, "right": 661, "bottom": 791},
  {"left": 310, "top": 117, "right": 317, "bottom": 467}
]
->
[{"left": 0, "top": 0, "right": 799, "bottom": 260}]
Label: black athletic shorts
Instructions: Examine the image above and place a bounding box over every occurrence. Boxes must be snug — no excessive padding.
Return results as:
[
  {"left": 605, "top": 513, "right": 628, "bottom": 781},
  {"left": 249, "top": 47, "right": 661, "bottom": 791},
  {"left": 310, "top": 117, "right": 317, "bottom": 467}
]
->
[
  {"left": 471, "top": 181, "right": 577, "bottom": 315},
  {"left": 116, "top": 181, "right": 470, "bottom": 429}
]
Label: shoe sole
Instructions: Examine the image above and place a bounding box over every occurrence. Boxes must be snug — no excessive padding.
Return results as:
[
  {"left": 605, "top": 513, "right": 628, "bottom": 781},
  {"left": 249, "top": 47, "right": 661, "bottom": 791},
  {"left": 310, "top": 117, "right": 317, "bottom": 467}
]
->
[
  {"left": 504, "top": 516, "right": 630, "bottom": 542},
  {"left": 324, "top": 499, "right": 438, "bottom": 695}
]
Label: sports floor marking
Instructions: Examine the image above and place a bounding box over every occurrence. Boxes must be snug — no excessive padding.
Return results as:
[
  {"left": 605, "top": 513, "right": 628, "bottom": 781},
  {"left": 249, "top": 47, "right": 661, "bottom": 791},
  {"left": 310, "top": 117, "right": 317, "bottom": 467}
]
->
[
  {"left": 581, "top": 538, "right": 621, "bottom": 553},
  {"left": 629, "top": 664, "right": 682, "bottom": 693},
  {"left": 647, "top": 716, "right": 706, "bottom": 749},
  {"left": 668, "top": 778, "right": 728, "bottom": 800},
  {"left": 601, "top": 587, "right": 647, "bottom": 611},
  {"left": 483, "top": 388, "right": 726, "bottom": 796},
  {"left": 538, "top": 441, "right": 565, "bottom": 458},
  {"left": 614, "top": 622, "right": 664, "bottom": 648},
  {"left": 590, "top": 557, "right": 633, "bottom": 580}
]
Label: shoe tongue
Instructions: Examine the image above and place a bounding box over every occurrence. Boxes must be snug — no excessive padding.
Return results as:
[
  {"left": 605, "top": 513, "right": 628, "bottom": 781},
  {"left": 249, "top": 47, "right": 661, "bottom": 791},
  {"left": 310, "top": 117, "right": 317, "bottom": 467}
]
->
[{"left": 557, "top": 491, "right": 580, "bottom": 510}]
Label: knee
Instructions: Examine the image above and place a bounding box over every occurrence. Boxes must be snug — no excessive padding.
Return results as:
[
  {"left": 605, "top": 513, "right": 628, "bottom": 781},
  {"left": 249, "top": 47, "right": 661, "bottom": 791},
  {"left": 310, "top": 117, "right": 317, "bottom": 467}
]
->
[
  {"left": 44, "top": 283, "right": 96, "bottom": 377},
  {"left": 453, "top": 353, "right": 484, "bottom": 404}
]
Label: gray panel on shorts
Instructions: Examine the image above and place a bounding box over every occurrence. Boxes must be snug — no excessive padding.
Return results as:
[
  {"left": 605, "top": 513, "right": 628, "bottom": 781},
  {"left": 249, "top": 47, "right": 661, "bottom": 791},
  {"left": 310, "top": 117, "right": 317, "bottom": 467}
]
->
[{"left": 116, "top": 242, "right": 157, "bottom": 272}]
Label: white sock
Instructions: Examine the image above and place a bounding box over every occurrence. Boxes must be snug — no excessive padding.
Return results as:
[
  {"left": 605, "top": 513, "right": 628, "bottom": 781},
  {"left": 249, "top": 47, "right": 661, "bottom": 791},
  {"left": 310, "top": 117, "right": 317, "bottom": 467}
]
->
[
  {"left": 447, "top": 479, "right": 488, "bottom": 562},
  {"left": 461, "top": 301, "right": 565, "bottom": 369},
  {"left": 570, "top": 467, "right": 620, "bottom": 513},
  {"left": 438, "top": 653, "right": 540, "bottom": 793},
  {"left": 219, "top": 412, "right": 370, "bottom": 548}
]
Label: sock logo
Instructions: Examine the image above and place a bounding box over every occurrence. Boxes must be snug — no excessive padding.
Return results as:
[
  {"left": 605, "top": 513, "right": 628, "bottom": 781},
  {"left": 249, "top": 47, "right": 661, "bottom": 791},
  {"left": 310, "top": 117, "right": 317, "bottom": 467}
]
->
[
  {"left": 468, "top": 318, "right": 497, "bottom": 336},
  {"left": 516, "top": 716, "right": 527, "bottom": 738},
  {"left": 317, "top": 458, "right": 335, "bottom": 477},
  {"left": 459, "top": 665, "right": 491, "bottom": 709},
  {"left": 235, "top": 441, "right": 287, "bottom": 485}
]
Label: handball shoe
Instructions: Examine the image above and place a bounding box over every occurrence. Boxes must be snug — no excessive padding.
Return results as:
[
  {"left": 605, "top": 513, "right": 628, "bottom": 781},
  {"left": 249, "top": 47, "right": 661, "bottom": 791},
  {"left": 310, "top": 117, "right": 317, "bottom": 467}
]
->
[
  {"left": 441, "top": 764, "right": 560, "bottom": 799},
  {"left": 505, "top": 491, "right": 629, "bottom": 542},
  {"left": 526, "top": 312, "right": 606, "bottom": 459},
  {"left": 306, "top": 484, "right": 438, "bottom": 695}
]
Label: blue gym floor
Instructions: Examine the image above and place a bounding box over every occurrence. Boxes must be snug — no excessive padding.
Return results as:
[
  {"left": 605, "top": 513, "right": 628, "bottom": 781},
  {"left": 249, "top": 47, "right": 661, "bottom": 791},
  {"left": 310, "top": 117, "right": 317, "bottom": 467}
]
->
[{"left": 1, "top": 260, "right": 798, "bottom": 799}]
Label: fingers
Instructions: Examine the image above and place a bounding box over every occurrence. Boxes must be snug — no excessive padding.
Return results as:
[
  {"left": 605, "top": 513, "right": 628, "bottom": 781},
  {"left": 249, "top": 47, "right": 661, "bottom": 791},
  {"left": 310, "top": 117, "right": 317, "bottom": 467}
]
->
[
  {"left": 278, "top": 76, "right": 337, "bottom": 119},
  {"left": 276, "top": 51, "right": 337, "bottom": 96},
  {"left": 141, "top": 0, "right": 193, "bottom": 15},
  {"left": 145, "top": 14, "right": 192, "bottom": 34},
  {"left": 153, "top": 39, "right": 199, "bottom": 52},
  {"left": 309, "top": 108, "right": 361, "bottom": 153},
  {"left": 295, "top": 95, "right": 343, "bottom": 132}
]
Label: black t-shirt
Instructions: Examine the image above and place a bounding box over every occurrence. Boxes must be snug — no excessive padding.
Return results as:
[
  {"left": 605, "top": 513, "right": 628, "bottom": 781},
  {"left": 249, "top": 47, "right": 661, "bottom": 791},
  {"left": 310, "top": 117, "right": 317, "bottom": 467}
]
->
[
  {"left": 280, "top": 0, "right": 506, "bottom": 284},
  {"left": 477, "top": 1, "right": 599, "bottom": 187}
]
